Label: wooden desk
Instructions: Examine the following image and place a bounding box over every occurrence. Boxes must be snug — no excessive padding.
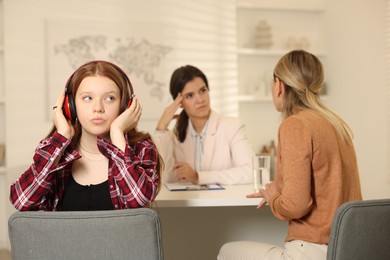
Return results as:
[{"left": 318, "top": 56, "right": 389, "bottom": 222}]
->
[{"left": 155, "top": 184, "right": 262, "bottom": 207}]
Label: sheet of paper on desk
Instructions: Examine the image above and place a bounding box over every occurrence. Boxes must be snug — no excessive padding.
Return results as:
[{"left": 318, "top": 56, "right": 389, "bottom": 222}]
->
[{"left": 164, "top": 182, "right": 225, "bottom": 191}]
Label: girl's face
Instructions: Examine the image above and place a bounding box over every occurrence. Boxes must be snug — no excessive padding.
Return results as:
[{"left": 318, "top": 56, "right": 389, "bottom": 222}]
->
[
  {"left": 180, "top": 77, "right": 210, "bottom": 120},
  {"left": 75, "top": 75, "right": 121, "bottom": 138}
]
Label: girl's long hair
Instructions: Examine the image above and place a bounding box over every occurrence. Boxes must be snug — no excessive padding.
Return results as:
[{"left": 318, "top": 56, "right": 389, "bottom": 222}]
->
[{"left": 48, "top": 60, "right": 162, "bottom": 191}]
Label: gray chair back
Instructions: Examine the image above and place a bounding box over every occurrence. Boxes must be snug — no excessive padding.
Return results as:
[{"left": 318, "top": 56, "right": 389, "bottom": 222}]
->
[
  {"left": 8, "top": 208, "right": 163, "bottom": 260},
  {"left": 327, "top": 199, "right": 390, "bottom": 260}
]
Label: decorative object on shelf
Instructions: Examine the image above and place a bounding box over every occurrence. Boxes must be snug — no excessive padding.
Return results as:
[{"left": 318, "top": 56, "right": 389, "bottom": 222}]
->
[
  {"left": 246, "top": 76, "right": 261, "bottom": 96},
  {"left": 254, "top": 20, "right": 273, "bottom": 49},
  {"left": 260, "top": 140, "right": 276, "bottom": 157},
  {"left": 0, "top": 143, "right": 4, "bottom": 165},
  {"left": 298, "top": 37, "right": 310, "bottom": 50},
  {"left": 286, "top": 36, "right": 310, "bottom": 50},
  {"left": 286, "top": 36, "right": 297, "bottom": 50},
  {"left": 246, "top": 71, "right": 271, "bottom": 97}
]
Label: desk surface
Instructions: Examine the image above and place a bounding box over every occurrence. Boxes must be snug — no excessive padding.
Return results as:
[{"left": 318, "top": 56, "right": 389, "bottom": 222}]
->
[{"left": 155, "top": 184, "right": 262, "bottom": 207}]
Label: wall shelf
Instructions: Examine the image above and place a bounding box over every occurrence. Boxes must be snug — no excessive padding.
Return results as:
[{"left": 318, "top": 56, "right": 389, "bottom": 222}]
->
[
  {"left": 238, "top": 94, "right": 328, "bottom": 103},
  {"left": 236, "top": 3, "right": 326, "bottom": 105},
  {"left": 236, "top": 0, "right": 324, "bottom": 12},
  {"left": 237, "top": 48, "right": 326, "bottom": 57},
  {"left": 238, "top": 48, "right": 286, "bottom": 56},
  {"left": 238, "top": 95, "right": 273, "bottom": 102}
]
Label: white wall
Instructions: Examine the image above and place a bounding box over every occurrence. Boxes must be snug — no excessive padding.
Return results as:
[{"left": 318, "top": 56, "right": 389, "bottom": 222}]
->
[
  {"left": 324, "top": 0, "right": 389, "bottom": 199},
  {"left": 1, "top": 0, "right": 389, "bottom": 256}
]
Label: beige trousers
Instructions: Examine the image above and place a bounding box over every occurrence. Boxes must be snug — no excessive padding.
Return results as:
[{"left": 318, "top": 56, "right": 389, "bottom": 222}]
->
[{"left": 217, "top": 240, "right": 327, "bottom": 260}]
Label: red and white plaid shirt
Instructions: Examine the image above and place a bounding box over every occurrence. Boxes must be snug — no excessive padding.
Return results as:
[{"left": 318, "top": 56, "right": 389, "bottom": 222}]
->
[{"left": 10, "top": 133, "right": 160, "bottom": 211}]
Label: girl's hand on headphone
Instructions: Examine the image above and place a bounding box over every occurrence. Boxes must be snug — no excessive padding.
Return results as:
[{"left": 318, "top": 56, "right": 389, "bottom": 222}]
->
[
  {"left": 110, "top": 97, "right": 141, "bottom": 152},
  {"left": 111, "top": 97, "right": 142, "bottom": 134},
  {"left": 156, "top": 93, "right": 183, "bottom": 131},
  {"left": 53, "top": 92, "right": 75, "bottom": 140}
]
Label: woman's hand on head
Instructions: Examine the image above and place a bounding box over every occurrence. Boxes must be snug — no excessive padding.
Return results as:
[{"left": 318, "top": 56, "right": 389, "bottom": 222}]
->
[
  {"left": 111, "top": 97, "right": 141, "bottom": 134},
  {"left": 53, "top": 92, "right": 75, "bottom": 140},
  {"left": 156, "top": 93, "right": 183, "bottom": 131}
]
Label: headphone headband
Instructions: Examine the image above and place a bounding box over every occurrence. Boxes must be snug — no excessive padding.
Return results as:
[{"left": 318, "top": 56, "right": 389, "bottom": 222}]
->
[{"left": 62, "top": 60, "right": 135, "bottom": 123}]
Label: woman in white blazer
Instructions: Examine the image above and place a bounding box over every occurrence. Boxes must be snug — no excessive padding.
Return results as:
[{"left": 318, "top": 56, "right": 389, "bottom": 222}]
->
[{"left": 154, "top": 65, "right": 255, "bottom": 185}]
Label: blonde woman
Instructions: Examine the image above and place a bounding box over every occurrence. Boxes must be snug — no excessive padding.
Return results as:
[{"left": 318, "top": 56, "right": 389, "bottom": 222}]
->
[{"left": 218, "top": 50, "right": 362, "bottom": 259}]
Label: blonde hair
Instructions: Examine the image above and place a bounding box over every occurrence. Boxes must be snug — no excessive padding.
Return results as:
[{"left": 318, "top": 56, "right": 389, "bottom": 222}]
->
[{"left": 274, "top": 50, "right": 353, "bottom": 142}]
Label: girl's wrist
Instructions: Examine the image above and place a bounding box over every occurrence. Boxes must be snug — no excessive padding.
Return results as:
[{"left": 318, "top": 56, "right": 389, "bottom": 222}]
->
[{"left": 110, "top": 126, "right": 124, "bottom": 138}]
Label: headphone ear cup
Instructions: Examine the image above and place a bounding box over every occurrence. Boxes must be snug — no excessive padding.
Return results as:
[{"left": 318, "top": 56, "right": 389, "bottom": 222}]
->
[{"left": 62, "top": 93, "right": 77, "bottom": 123}]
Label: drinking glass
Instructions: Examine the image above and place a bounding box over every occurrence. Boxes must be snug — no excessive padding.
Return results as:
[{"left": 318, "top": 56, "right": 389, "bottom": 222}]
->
[{"left": 253, "top": 155, "right": 271, "bottom": 193}]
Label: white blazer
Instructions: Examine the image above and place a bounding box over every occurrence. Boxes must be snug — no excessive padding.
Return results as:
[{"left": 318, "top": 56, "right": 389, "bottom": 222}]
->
[{"left": 153, "top": 111, "right": 255, "bottom": 185}]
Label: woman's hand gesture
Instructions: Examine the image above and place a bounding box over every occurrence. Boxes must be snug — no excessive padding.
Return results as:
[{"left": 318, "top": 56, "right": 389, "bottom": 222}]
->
[
  {"left": 247, "top": 182, "right": 277, "bottom": 209},
  {"left": 174, "top": 162, "right": 199, "bottom": 184},
  {"left": 156, "top": 94, "right": 183, "bottom": 131}
]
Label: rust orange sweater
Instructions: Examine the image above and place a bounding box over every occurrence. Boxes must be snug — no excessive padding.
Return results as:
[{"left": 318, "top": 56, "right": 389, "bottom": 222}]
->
[{"left": 269, "top": 109, "right": 362, "bottom": 244}]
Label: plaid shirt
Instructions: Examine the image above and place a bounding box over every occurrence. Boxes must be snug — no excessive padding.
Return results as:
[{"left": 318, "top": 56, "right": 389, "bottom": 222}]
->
[{"left": 10, "top": 133, "right": 160, "bottom": 211}]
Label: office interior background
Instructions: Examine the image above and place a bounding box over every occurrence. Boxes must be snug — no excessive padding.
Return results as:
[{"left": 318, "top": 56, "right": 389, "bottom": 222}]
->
[{"left": 0, "top": 0, "right": 389, "bottom": 258}]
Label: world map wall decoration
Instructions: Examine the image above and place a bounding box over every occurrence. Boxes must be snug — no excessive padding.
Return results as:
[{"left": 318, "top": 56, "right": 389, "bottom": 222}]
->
[{"left": 46, "top": 20, "right": 175, "bottom": 121}]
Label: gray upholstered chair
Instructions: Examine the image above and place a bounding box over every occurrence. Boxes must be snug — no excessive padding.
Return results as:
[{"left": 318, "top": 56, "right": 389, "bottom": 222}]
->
[
  {"left": 8, "top": 208, "right": 163, "bottom": 260},
  {"left": 327, "top": 199, "right": 390, "bottom": 260}
]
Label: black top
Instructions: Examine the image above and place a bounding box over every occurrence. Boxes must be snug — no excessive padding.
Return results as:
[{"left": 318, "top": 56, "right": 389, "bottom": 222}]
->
[{"left": 60, "top": 175, "right": 114, "bottom": 211}]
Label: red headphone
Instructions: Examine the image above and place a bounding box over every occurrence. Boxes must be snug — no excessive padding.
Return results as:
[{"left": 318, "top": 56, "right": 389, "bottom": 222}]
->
[{"left": 62, "top": 61, "right": 135, "bottom": 123}]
